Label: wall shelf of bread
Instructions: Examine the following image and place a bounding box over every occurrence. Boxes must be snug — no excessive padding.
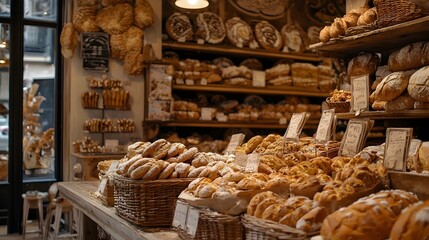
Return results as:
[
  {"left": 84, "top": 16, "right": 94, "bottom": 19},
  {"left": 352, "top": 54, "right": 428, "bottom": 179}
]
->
[{"left": 310, "top": 1, "right": 429, "bottom": 57}]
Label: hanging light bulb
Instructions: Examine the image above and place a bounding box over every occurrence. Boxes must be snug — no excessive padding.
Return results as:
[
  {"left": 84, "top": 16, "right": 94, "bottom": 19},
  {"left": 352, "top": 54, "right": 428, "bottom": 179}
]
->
[{"left": 175, "top": 0, "right": 209, "bottom": 9}]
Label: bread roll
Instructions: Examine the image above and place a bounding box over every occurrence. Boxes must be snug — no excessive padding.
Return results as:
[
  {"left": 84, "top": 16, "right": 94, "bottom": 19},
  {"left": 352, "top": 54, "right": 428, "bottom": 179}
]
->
[
  {"left": 347, "top": 52, "right": 380, "bottom": 77},
  {"left": 372, "top": 71, "right": 412, "bottom": 101},
  {"left": 343, "top": 12, "right": 360, "bottom": 28},
  {"left": 349, "top": 6, "right": 370, "bottom": 15},
  {"left": 408, "top": 66, "right": 429, "bottom": 102},
  {"left": 357, "top": 7, "right": 377, "bottom": 26},
  {"left": 319, "top": 26, "right": 331, "bottom": 42},
  {"left": 329, "top": 18, "right": 347, "bottom": 38},
  {"left": 385, "top": 92, "right": 415, "bottom": 111},
  {"left": 388, "top": 41, "right": 429, "bottom": 71},
  {"left": 390, "top": 201, "right": 429, "bottom": 240},
  {"left": 60, "top": 23, "right": 78, "bottom": 59}
]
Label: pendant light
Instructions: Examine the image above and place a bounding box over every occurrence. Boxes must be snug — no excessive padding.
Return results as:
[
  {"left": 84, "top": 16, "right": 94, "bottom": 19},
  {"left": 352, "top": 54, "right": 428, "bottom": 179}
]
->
[{"left": 175, "top": 0, "right": 209, "bottom": 9}]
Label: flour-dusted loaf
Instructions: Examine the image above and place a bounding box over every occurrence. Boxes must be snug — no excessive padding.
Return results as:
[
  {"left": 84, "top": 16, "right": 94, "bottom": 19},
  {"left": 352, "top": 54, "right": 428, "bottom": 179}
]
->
[
  {"left": 165, "top": 13, "right": 193, "bottom": 42},
  {"left": 384, "top": 92, "right": 416, "bottom": 111},
  {"left": 281, "top": 24, "right": 308, "bottom": 53},
  {"left": 195, "top": 12, "right": 226, "bottom": 44},
  {"left": 347, "top": 52, "right": 380, "bottom": 77},
  {"left": 255, "top": 21, "right": 283, "bottom": 51},
  {"left": 390, "top": 201, "right": 429, "bottom": 240},
  {"left": 225, "top": 17, "right": 254, "bottom": 48},
  {"left": 371, "top": 71, "right": 412, "bottom": 101},
  {"left": 388, "top": 41, "right": 429, "bottom": 71},
  {"left": 408, "top": 66, "right": 429, "bottom": 102}
]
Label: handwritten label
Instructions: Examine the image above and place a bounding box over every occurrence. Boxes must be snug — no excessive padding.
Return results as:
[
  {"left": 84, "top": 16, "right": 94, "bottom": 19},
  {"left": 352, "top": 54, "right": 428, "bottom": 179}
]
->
[
  {"left": 172, "top": 201, "right": 189, "bottom": 229},
  {"left": 105, "top": 139, "right": 119, "bottom": 149},
  {"left": 340, "top": 122, "right": 364, "bottom": 156},
  {"left": 252, "top": 70, "right": 266, "bottom": 87},
  {"left": 234, "top": 152, "right": 247, "bottom": 167},
  {"left": 351, "top": 75, "right": 369, "bottom": 112},
  {"left": 408, "top": 139, "right": 422, "bottom": 158},
  {"left": 186, "top": 208, "right": 200, "bottom": 237},
  {"left": 315, "top": 110, "right": 334, "bottom": 143},
  {"left": 385, "top": 128, "right": 412, "bottom": 171},
  {"left": 245, "top": 153, "right": 260, "bottom": 173},
  {"left": 81, "top": 32, "right": 110, "bottom": 72},
  {"left": 284, "top": 113, "right": 306, "bottom": 141},
  {"left": 201, "top": 107, "right": 214, "bottom": 120},
  {"left": 225, "top": 133, "right": 245, "bottom": 154}
]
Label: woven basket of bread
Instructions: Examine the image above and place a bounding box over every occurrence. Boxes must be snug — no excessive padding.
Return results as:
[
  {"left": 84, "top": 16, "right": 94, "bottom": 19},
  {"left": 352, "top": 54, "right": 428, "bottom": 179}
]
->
[
  {"left": 113, "top": 175, "right": 194, "bottom": 227},
  {"left": 326, "top": 97, "right": 350, "bottom": 113},
  {"left": 374, "top": 0, "right": 423, "bottom": 28},
  {"left": 177, "top": 201, "right": 243, "bottom": 240},
  {"left": 241, "top": 214, "right": 307, "bottom": 240}
]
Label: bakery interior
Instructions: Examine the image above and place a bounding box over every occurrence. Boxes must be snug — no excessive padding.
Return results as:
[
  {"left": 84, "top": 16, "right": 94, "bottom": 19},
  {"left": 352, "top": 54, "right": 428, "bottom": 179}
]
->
[{"left": 1, "top": 0, "right": 429, "bottom": 239}]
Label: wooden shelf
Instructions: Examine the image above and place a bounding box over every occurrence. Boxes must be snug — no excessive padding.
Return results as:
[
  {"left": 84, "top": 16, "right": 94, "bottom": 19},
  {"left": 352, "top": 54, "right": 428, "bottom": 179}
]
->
[
  {"left": 144, "top": 119, "right": 320, "bottom": 129},
  {"left": 335, "top": 110, "right": 429, "bottom": 120},
  {"left": 310, "top": 16, "right": 429, "bottom": 57},
  {"left": 172, "top": 84, "right": 330, "bottom": 97},
  {"left": 162, "top": 42, "right": 322, "bottom": 62}
]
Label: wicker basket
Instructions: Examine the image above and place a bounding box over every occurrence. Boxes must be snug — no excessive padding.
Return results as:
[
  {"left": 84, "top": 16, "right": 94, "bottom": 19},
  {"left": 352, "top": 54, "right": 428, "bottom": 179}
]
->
[
  {"left": 177, "top": 201, "right": 243, "bottom": 240},
  {"left": 374, "top": 0, "right": 423, "bottom": 28},
  {"left": 241, "top": 214, "right": 307, "bottom": 240},
  {"left": 326, "top": 97, "right": 350, "bottom": 113},
  {"left": 113, "top": 175, "right": 194, "bottom": 227}
]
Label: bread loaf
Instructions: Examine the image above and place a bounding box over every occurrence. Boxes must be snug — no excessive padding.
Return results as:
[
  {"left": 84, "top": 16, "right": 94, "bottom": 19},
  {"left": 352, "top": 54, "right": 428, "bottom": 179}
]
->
[
  {"left": 372, "top": 71, "right": 412, "bottom": 101},
  {"left": 390, "top": 201, "right": 429, "bottom": 240},
  {"left": 385, "top": 92, "right": 415, "bottom": 111},
  {"left": 388, "top": 41, "right": 429, "bottom": 71},
  {"left": 347, "top": 52, "right": 380, "bottom": 77},
  {"left": 419, "top": 142, "right": 429, "bottom": 171},
  {"left": 408, "top": 66, "right": 429, "bottom": 102}
]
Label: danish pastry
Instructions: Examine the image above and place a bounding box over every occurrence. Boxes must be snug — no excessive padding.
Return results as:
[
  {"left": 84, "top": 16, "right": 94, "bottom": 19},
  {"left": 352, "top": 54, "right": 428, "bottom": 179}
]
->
[
  {"left": 73, "top": 6, "right": 99, "bottom": 33},
  {"left": 254, "top": 21, "right": 283, "bottom": 51},
  {"left": 195, "top": 12, "right": 226, "bottom": 44},
  {"left": 225, "top": 17, "right": 254, "bottom": 48},
  {"left": 281, "top": 24, "right": 308, "bottom": 53},
  {"left": 134, "top": 0, "right": 154, "bottom": 29},
  {"left": 95, "top": 3, "right": 134, "bottom": 35},
  {"left": 123, "top": 51, "right": 144, "bottom": 75},
  {"left": 165, "top": 13, "right": 193, "bottom": 42}
]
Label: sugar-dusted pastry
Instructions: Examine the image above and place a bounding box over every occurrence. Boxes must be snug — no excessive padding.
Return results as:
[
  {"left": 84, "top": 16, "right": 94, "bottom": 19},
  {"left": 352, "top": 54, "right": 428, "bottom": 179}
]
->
[
  {"left": 254, "top": 21, "right": 283, "bottom": 51},
  {"left": 165, "top": 13, "right": 193, "bottom": 42},
  {"left": 123, "top": 51, "right": 144, "bottom": 75},
  {"left": 225, "top": 17, "right": 254, "bottom": 48},
  {"left": 134, "top": 0, "right": 154, "bottom": 29},
  {"left": 281, "top": 24, "right": 308, "bottom": 53},
  {"left": 73, "top": 6, "right": 99, "bottom": 33},
  {"left": 110, "top": 34, "right": 126, "bottom": 60},
  {"left": 195, "top": 12, "right": 226, "bottom": 44},
  {"left": 95, "top": 3, "right": 134, "bottom": 35},
  {"left": 60, "top": 23, "right": 78, "bottom": 59}
]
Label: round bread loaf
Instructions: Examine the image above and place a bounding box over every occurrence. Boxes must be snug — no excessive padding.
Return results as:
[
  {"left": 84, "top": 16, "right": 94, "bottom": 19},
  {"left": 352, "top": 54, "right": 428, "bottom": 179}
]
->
[
  {"left": 408, "top": 66, "right": 429, "bottom": 102},
  {"left": 165, "top": 13, "right": 193, "bottom": 42},
  {"left": 347, "top": 52, "right": 380, "bottom": 77},
  {"left": 195, "top": 12, "right": 226, "bottom": 44},
  {"left": 225, "top": 17, "right": 254, "bottom": 48},
  {"left": 388, "top": 41, "right": 429, "bottom": 71},
  {"left": 281, "top": 24, "right": 308, "bottom": 53},
  {"left": 254, "top": 21, "right": 283, "bottom": 51},
  {"left": 385, "top": 92, "right": 415, "bottom": 111},
  {"left": 372, "top": 71, "right": 411, "bottom": 101},
  {"left": 390, "top": 201, "right": 429, "bottom": 240}
]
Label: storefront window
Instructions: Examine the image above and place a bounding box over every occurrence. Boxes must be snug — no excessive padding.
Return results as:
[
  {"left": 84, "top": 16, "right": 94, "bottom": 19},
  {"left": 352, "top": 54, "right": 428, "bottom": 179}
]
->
[
  {"left": 0, "top": 0, "right": 10, "bottom": 17},
  {"left": 24, "top": 0, "right": 56, "bottom": 21},
  {"left": 0, "top": 23, "right": 8, "bottom": 184}
]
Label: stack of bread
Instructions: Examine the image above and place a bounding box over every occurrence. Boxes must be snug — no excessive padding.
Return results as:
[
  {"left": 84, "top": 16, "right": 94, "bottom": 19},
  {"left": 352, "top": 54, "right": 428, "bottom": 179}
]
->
[
  {"left": 84, "top": 118, "right": 134, "bottom": 133},
  {"left": 222, "top": 66, "right": 253, "bottom": 86},
  {"left": 87, "top": 75, "right": 123, "bottom": 88},
  {"left": 318, "top": 63, "right": 337, "bottom": 92},
  {"left": 321, "top": 189, "right": 419, "bottom": 240},
  {"left": 172, "top": 100, "right": 200, "bottom": 120},
  {"left": 72, "top": 136, "right": 104, "bottom": 153},
  {"left": 265, "top": 64, "right": 293, "bottom": 86},
  {"left": 173, "top": 59, "right": 221, "bottom": 85},
  {"left": 246, "top": 191, "right": 328, "bottom": 233},
  {"left": 81, "top": 91, "right": 100, "bottom": 108},
  {"left": 102, "top": 88, "right": 130, "bottom": 109},
  {"left": 291, "top": 63, "right": 319, "bottom": 89}
]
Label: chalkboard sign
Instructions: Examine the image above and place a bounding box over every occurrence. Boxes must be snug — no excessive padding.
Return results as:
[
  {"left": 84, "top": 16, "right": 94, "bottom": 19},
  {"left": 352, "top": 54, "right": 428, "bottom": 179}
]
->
[{"left": 81, "top": 32, "right": 110, "bottom": 72}]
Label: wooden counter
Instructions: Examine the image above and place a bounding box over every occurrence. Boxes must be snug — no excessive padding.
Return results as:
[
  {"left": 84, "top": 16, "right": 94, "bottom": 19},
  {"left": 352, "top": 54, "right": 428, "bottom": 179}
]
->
[
  {"left": 72, "top": 153, "right": 125, "bottom": 181},
  {"left": 57, "top": 181, "right": 179, "bottom": 240}
]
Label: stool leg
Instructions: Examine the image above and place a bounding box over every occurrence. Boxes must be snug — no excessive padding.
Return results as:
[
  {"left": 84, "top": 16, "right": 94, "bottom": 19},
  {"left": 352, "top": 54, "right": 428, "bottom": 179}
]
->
[
  {"left": 52, "top": 203, "right": 63, "bottom": 239},
  {"left": 22, "top": 198, "right": 29, "bottom": 239},
  {"left": 38, "top": 199, "right": 44, "bottom": 236},
  {"left": 43, "top": 208, "right": 53, "bottom": 240}
]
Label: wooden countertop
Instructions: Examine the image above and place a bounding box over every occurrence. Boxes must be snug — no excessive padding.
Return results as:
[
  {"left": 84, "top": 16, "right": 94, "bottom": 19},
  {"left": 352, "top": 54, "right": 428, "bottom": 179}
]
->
[{"left": 57, "top": 181, "right": 179, "bottom": 240}]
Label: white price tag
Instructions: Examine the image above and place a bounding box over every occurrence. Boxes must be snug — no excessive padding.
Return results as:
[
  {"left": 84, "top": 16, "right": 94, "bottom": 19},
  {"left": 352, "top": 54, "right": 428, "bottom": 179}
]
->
[
  {"left": 245, "top": 153, "right": 260, "bottom": 173},
  {"left": 252, "top": 70, "right": 266, "bottom": 87},
  {"left": 97, "top": 178, "right": 108, "bottom": 194},
  {"left": 172, "top": 201, "right": 189, "bottom": 230},
  {"left": 185, "top": 79, "right": 195, "bottom": 85},
  {"left": 200, "top": 78, "right": 208, "bottom": 85},
  {"left": 284, "top": 113, "right": 307, "bottom": 141},
  {"left": 105, "top": 139, "right": 119, "bottom": 149},
  {"left": 234, "top": 152, "right": 247, "bottom": 167},
  {"left": 279, "top": 117, "right": 288, "bottom": 125},
  {"left": 315, "top": 109, "right": 335, "bottom": 143},
  {"left": 176, "top": 79, "right": 185, "bottom": 85},
  {"left": 384, "top": 128, "right": 412, "bottom": 171},
  {"left": 186, "top": 208, "right": 200, "bottom": 237},
  {"left": 351, "top": 75, "right": 369, "bottom": 112},
  {"left": 216, "top": 113, "right": 228, "bottom": 122},
  {"left": 340, "top": 122, "right": 364, "bottom": 156},
  {"left": 201, "top": 107, "right": 214, "bottom": 121},
  {"left": 225, "top": 133, "right": 245, "bottom": 154}
]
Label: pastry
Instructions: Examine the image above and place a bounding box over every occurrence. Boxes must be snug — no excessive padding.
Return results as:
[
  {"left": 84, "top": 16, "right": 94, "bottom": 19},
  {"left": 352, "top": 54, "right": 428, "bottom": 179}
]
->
[
  {"left": 319, "top": 26, "right": 331, "bottom": 43},
  {"left": 142, "top": 161, "right": 163, "bottom": 180},
  {"left": 390, "top": 201, "right": 429, "bottom": 240},
  {"left": 134, "top": 0, "right": 154, "bottom": 29},
  {"left": 177, "top": 147, "right": 198, "bottom": 163},
  {"left": 60, "top": 23, "right": 78, "bottom": 59},
  {"left": 255, "top": 21, "right": 283, "bottom": 51},
  {"left": 166, "top": 142, "right": 187, "bottom": 159},
  {"left": 329, "top": 18, "right": 347, "bottom": 38},
  {"left": 195, "top": 12, "right": 226, "bottom": 44},
  {"left": 73, "top": 6, "right": 99, "bottom": 33},
  {"left": 130, "top": 162, "right": 153, "bottom": 179},
  {"left": 240, "top": 58, "right": 263, "bottom": 71},
  {"left": 126, "top": 158, "right": 151, "bottom": 176},
  {"left": 225, "top": 17, "right": 254, "bottom": 48},
  {"left": 142, "top": 139, "right": 167, "bottom": 157},
  {"left": 343, "top": 12, "right": 360, "bottom": 28},
  {"left": 357, "top": 7, "right": 377, "bottom": 26},
  {"left": 110, "top": 34, "right": 126, "bottom": 60},
  {"left": 95, "top": 3, "right": 134, "bottom": 35},
  {"left": 165, "top": 13, "right": 193, "bottom": 42},
  {"left": 123, "top": 51, "right": 144, "bottom": 75},
  {"left": 158, "top": 162, "right": 177, "bottom": 179},
  {"left": 281, "top": 24, "right": 308, "bottom": 53}
]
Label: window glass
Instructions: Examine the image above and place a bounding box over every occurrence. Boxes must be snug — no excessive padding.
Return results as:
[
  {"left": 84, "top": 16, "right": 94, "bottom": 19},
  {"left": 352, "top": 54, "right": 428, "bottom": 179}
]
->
[
  {"left": 0, "top": 23, "right": 8, "bottom": 184},
  {"left": 0, "top": 0, "right": 10, "bottom": 17},
  {"left": 24, "top": 0, "right": 57, "bottom": 21}
]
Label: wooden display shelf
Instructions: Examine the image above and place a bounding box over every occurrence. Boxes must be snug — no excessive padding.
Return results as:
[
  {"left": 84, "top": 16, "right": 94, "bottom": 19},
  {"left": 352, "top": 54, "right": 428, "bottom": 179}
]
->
[
  {"left": 162, "top": 41, "right": 322, "bottom": 62},
  {"left": 172, "top": 84, "right": 330, "bottom": 97},
  {"left": 310, "top": 16, "right": 429, "bottom": 57},
  {"left": 84, "top": 130, "right": 134, "bottom": 134},
  {"left": 335, "top": 109, "right": 429, "bottom": 120},
  {"left": 144, "top": 119, "right": 320, "bottom": 129},
  {"left": 389, "top": 171, "right": 429, "bottom": 200}
]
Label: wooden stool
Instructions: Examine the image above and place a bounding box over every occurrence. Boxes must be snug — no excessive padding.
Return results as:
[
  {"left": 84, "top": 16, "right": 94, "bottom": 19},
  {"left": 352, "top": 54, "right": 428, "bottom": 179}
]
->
[{"left": 22, "top": 193, "right": 44, "bottom": 239}]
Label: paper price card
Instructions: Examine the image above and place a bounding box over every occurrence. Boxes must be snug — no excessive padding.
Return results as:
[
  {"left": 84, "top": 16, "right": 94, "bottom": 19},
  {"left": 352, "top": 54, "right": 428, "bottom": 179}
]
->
[
  {"left": 384, "top": 128, "right": 412, "bottom": 171},
  {"left": 315, "top": 109, "right": 335, "bottom": 143},
  {"left": 284, "top": 112, "right": 308, "bottom": 142},
  {"left": 234, "top": 151, "right": 247, "bottom": 168},
  {"left": 97, "top": 178, "right": 108, "bottom": 194},
  {"left": 201, "top": 107, "right": 214, "bottom": 121},
  {"left": 339, "top": 121, "right": 365, "bottom": 156},
  {"left": 186, "top": 207, "right": 200, "bottom": 237},
  {"left": 225, "top": 133, "right": 245, "bottom": 155},
  {"left": 252, "top": 70, "right": 266, "bottom": 87},
  {"left": 351, "top": 75, "right": 370, "bottom": 113},
  {"left": 172, "top": 201, "right": 189, "bottom": 230},
  {"left": 408, "top": 139, "right": 422, "bottom": 158},
  {"left": 245, "top": 153, "right": 260, "bottom": 173}
]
